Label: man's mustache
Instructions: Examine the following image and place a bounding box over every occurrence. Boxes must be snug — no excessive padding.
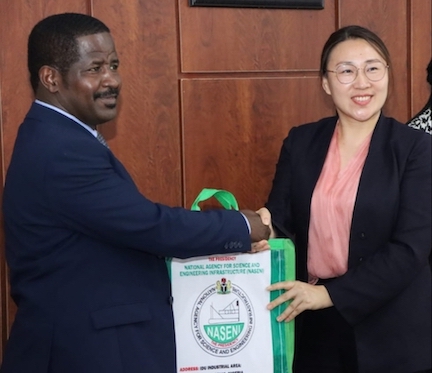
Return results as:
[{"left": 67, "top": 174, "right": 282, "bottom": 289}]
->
[{"left": 94, "top": 88, "right": 119, "bottom": 99}]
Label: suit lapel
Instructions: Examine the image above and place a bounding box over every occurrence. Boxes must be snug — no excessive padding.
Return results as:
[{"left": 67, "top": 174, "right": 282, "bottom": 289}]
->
[
  {"left": 354, "top": 115, "right": 391, "bottom": 215},
  {"left": 349, "top": 115, "right": 394, "bottom": 262}
]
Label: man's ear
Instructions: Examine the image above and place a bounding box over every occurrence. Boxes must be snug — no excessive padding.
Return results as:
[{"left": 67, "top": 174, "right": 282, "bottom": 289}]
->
[{"left": 39, "top": 66, "right": 61, "bottom": 92}]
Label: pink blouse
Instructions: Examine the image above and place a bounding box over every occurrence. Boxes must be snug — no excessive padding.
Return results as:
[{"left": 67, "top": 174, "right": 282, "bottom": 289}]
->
[{"left": 307, "top": 126, "right": 372, "bottom": 283}]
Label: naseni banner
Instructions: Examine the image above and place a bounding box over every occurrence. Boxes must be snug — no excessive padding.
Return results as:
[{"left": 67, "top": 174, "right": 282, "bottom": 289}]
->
[{"left": 169, "top": 240, "right": 294, "bottom": 373}]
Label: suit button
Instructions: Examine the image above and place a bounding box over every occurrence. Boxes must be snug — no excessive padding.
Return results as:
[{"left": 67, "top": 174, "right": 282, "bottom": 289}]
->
[
  {"left": 360, "top": 232, "right": 366, "bottom": 239},
  {"left": 168, "top": 296, "right": 174, "bottom": 305},
  {"left": 359, "top": 257, "right": 363, "bottom": 262}
]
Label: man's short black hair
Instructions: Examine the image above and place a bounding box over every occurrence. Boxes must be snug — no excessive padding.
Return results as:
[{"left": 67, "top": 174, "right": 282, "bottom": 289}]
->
[{"left": 28, "top": 13, "right": 110, "bottom": 93}]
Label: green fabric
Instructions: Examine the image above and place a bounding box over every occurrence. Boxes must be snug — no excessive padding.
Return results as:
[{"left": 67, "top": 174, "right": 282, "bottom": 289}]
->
[
  {"left": 270, "top": 238, "right": 295, "bottom": 373},
  {"left": 190, "top": 188, "right": 239, "bottom": 211}
]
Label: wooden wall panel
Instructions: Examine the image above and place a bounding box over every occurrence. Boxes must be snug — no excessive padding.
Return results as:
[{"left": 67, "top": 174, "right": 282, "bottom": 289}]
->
[
  {"left": 93, "top": 0, "right": 182, "bottom": 205},
  {"left": 338, "top": 0, "right": 431, "bottom": 122},
  {"left": 182, "top": 77, "right": 335, "bottom": 209},
  {"left": 0, "top": 1, "right": 89, "bottom": 179},
  {"left": 339, "top": 0, "right": 409, "bottom": 122},
  {"left": 409, "top": 0, "right": 431, "bottom": 116},
  {"left": 179, "top": 0, "right": 336, "bottom": 72}
]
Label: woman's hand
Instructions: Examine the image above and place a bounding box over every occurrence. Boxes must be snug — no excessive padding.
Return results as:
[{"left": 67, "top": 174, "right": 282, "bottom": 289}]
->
[
  {"left": 267, "top": 281, "right": 333, "bottom": 322},
  {"left": 256, "top": 207, "right": 276, "bottom": 238},
  {"left": 250, "top": 239, "right": 270, "bottom": 252},
  {"left": 248, "top": 207, "right": 276, "bottom": 252}
]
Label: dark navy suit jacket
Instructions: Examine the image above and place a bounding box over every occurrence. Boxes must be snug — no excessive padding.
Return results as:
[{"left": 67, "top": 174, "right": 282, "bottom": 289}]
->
[
  {"left": 266, "top": 115, "right": 431, "bottom": 373},
  {"left": 1, "top": 103, "right": 252, "bottom": 373}
]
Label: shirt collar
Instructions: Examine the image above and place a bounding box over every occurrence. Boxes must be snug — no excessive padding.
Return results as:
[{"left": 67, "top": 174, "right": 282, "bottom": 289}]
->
[{"left": 34, "top": 100, "right": 98, "bottom": 137}]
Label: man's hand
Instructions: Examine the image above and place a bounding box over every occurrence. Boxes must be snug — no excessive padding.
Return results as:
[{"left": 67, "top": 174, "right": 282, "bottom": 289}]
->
[{"left": 240, "top": 209, "right": 271, "bottom": 242}]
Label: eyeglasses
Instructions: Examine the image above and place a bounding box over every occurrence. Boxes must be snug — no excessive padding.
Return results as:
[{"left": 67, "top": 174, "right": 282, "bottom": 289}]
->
[{"left": 326, "top": 61, "right": 389, "bottom": 84}]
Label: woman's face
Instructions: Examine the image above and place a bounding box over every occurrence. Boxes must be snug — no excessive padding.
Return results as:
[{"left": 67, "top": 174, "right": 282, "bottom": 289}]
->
[{"left": 322, "top": 38, "right": 389, "bottom": 125}]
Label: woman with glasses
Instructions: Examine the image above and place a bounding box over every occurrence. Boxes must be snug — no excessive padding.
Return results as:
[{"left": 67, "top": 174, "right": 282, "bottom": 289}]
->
[{"left": 258, "top": 25, "right": 431, "bottom": 373}]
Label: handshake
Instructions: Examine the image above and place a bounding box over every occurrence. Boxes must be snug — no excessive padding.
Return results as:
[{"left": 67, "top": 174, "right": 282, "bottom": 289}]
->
[{"left": 240, "top": 208, "right": 274, "bottom": 251}]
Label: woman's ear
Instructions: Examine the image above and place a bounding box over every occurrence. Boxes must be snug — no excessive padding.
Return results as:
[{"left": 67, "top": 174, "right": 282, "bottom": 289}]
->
[
  {"left": 322, "top": 76, "right": 331, "bottom": 96},
  {"left": 38, "top": 66, "right": 61, "bottom": 93}
]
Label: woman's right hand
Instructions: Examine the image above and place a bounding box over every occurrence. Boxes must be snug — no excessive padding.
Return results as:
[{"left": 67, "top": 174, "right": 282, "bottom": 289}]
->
[
  {"left": 256, "top": 207, "right": 276, "bottom": 238},
  {"left": 267, "top": 281, "right": 333, "bottom": 322}
]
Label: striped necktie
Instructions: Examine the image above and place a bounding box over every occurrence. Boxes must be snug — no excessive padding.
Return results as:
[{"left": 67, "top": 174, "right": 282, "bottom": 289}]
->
[{"left": 96, "top": 132, "right": 109, "bottom": 148}]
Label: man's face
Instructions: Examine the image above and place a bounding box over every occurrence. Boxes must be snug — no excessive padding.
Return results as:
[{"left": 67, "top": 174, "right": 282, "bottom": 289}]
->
[{"left": 56, "top": 32, "right": 122, "bottom": 127}]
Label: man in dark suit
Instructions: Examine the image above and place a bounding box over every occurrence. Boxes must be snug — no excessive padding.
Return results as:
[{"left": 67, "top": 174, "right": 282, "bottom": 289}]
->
[{"left": 1, "top": 13, "right": 270, "bottom": 373}]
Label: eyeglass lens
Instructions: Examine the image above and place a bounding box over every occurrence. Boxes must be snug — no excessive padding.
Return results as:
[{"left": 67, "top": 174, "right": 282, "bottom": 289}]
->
[{"left": 335, "top": 62, "right": 387, "bottom": 84}]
